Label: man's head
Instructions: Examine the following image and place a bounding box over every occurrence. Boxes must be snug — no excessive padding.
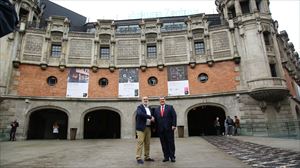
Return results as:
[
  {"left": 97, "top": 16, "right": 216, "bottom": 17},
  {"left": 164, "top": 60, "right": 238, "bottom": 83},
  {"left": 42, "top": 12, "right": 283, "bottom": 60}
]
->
[
  {"left": 159, "top": 96, "right": 165, "bottom": 105},
  {"left": 142, "top": 96, "right": 149, "bottom": 106}
]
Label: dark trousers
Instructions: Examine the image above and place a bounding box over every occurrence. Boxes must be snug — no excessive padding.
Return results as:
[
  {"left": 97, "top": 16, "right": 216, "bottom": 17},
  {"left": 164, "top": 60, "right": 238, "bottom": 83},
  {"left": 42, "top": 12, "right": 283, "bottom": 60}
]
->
[
  {"left": 53, "top": 133, "right": 59, "bottom": 139},
  {"left": 159, "top": 130, "right": 175, "bottom": 159},
  {"left": 10, "top": 130, "right": 16, "bottom": 141}
]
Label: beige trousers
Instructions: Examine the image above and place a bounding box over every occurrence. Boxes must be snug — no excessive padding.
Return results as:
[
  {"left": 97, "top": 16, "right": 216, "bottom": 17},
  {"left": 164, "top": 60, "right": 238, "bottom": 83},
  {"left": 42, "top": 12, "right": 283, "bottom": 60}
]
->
[{"left": 136, "top": 127, "right": 151, "bottom": 160}]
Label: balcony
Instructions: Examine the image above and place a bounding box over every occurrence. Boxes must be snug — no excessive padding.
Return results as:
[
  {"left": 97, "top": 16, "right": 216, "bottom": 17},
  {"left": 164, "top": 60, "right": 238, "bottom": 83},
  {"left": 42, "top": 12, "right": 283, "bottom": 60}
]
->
[{"left": 247, "top": 77, "right": 289, "bottom": 102}]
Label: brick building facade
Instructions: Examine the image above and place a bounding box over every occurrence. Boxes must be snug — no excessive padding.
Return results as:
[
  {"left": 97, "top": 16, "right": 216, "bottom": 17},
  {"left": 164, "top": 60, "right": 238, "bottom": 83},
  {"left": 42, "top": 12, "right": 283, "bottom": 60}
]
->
[{"left": 0, "top": 0, "right": 299, "bottom": 140}]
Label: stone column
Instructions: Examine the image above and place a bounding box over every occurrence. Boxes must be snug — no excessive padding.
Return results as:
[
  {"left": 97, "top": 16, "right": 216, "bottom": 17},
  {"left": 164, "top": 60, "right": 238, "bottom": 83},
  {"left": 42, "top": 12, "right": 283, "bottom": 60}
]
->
[
  {"left": 110, "top": 22, "right": 116, "bottom": 67},
  {"left": 223, "top": 5, "right": 229, "bottom": 20},
  {"left": 271, "top": 32, "right": 284, "bottom": 77},
  {"left": 261, "top": 0, "right": 270, "bottom": 13},
  {"left": 250, "top": 0, "right": 258, "bottom": 13},
  {"left": 234, "top": 0, "right": 242, "bottom": 16},
  {"left": 156, "top": 20, "right": 163, "bottom": 64}
]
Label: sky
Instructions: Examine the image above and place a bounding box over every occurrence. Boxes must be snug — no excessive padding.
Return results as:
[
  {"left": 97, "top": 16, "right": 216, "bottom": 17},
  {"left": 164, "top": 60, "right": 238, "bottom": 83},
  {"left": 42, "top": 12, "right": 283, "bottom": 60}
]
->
[{"left": 51, "top": 0, "right": 300, "bottom": 53}]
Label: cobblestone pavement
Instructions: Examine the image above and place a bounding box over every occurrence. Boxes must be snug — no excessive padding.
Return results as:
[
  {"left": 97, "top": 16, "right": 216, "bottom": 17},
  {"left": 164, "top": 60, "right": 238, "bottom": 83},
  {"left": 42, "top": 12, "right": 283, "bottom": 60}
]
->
[{"left": 203, "top": 136, "right": 300, "bottom": 168}]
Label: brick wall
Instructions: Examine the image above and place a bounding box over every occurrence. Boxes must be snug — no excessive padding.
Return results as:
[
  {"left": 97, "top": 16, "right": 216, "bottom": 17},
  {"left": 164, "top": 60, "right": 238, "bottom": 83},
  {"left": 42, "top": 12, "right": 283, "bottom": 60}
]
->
[
  {"left": 18, "top": 65, "right": 68, "bottom": 97},
  {"left": 17, "top": 61, "right": 239, "bottom": 98},
  {"left": 188, "top": 61, "right": 239, "bottom": 94},
  {"left": 284, "top": 69, "right": 297, "bottom": 97},
  {"left": 88, "top": 69, "right": 118, "bottom": 98},
  {"left": 139, "top": 67, "right": 168, "bottom": 97}
]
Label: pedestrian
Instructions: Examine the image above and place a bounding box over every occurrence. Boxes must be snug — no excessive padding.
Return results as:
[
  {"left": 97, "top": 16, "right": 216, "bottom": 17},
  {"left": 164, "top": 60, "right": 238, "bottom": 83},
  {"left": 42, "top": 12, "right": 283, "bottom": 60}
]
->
[
  {"left": 234, "top": 116, "right": 240, "bottom": 136},
  {"left": 9, "top": 119, "right": 19, "bottom": 141},
  {"left": 214, "top": 117, "right": 221, "bottom": 136},
  {"left": 135, "top": 96, "right": 155, "bottom": 164},
  {"left": 225, "top": 116, "right": 234, "bottom": 136},
  {"left": 53, "top": 122, "right": 59, "bottom": 139},
  {"left": 153, "top": 96, "right": 177, "bottom": 162}
]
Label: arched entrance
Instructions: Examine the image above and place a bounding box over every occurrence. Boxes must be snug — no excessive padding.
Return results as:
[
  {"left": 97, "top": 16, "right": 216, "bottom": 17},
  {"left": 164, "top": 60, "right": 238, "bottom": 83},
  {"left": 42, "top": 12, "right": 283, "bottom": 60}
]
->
[
  {"left": 27, "top": 109, "right": 68, "bottom": 139},
  {"left": 84, "top": 110, "right": 120, "bottom": 139},
  {"left": 188, "top": 105, "right": 226, "bottom": 136}
]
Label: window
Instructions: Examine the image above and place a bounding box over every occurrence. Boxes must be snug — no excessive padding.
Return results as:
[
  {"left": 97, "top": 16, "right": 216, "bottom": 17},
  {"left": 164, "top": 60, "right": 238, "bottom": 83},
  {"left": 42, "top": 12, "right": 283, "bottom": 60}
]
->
[
  {"left": 240, "top": 0, "right": 250, "bottom": 14},
  {"left": 228, "top": 6, "right": 236, "bottom": 19},
  {"left": 198, "top": 73, "right": 208, "bottom": 83},
  {"left": 147, "top": 45, "right": 157, "bottom": 58},
  {"left": 100, "top": 47, "right": 110, "bottom": 59},
  {"left": 98, "top": 78, "right": 109, "bottom": 87},
  {"left": 47, "top": 76, "right": 57, "bottom": 86},
  {"left": 256, "top": 0, "right": 261, "bottom": 12},
  {"left": 51, "top": 44, "right": 61, "bottom": 57},
  {"left": 194, "top": 41, "right": 205, "bottom": 55},
  {"left": 148, "top": 76, "right": 158, "bottom": 86},
  {"left": 263, "top": 32, "right": 271, "bottom": 46},
  {"left": 269, "top": 64, "right": 277, "bottom": 77}
]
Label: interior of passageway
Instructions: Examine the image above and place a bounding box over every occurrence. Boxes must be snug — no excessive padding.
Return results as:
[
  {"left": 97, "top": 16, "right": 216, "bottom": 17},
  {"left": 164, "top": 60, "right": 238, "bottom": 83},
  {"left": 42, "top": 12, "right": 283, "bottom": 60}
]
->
[
  {"left": 188, "top": 105, "right": 226, "bottom": 136},
  {"left": 84, "top": 110, "right": 120, "bottom": 139},
  {"left": 27, "top": 109, "right": 68, "bottom": 139}
]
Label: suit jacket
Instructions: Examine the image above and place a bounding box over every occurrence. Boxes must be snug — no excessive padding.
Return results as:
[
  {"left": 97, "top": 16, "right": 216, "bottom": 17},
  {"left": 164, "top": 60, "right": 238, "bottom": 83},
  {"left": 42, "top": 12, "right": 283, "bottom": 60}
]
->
[
  {"left": 154, "top": 104, "right": 177, "bottom": 133},
  {"left": 135, "top": 104, "right": 152, "bottom": 131}
]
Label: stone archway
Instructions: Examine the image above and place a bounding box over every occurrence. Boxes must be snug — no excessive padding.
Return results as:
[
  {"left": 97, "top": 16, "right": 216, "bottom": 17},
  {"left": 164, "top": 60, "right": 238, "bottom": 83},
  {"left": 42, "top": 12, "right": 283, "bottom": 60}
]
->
[
  {"left": 27, "top": 109, "right": 68, "bottom": 139},
  {"left": 187, "top": 105, "right": 226, "bottom": 136},
  {"left": 84, "top": 109, "right": 120, "bottom": 139}
]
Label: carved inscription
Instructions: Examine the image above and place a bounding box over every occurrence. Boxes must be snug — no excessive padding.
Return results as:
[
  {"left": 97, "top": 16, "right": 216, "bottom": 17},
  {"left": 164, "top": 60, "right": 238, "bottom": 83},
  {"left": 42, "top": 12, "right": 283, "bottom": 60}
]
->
[
  {"left": 211, "top": 31, "right": 230, "bottom": 52},
  {"left": 69, "top": 39, "right": 92, "bottom": 58},
  {"left": 116, "top": 39, "right": 139, "bottom": 65},
  {"left": 213, "top": 50, "right": 231, "bottom": 59},
  {"left": 164, "top": 36, "right": 187, "bottom": 56},
  {"left": 24, "top": 35, "right": 43, "bottom": 55}
]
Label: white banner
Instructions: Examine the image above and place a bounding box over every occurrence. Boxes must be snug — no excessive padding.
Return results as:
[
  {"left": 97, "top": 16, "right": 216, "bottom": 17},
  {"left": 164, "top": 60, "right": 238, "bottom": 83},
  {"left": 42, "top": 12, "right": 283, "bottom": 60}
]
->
[
  {"left": 118, "top": 68, "right": 139, "bottom": 98},
  {"left": 66, "top": 68, "right": 89, "bottom": 98},
  {"left": 167, "top": 65, "right": 189, "bottom": 96},
  {"left": 168, "top": 80, "right": 189, "bottom": 96}
]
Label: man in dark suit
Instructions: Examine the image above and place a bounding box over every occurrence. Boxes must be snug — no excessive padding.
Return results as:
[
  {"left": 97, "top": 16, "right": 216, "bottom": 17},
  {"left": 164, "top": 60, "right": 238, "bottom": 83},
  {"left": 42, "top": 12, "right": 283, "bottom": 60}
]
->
[
  {"left": 135, "top": 96, "right": 155, "bottom": 164},
  {"left": 0, "top": 0, "right": 19, "bottom": 37},
  {"left": 153, "top": 96, "right": 177, "bottom": 162}
]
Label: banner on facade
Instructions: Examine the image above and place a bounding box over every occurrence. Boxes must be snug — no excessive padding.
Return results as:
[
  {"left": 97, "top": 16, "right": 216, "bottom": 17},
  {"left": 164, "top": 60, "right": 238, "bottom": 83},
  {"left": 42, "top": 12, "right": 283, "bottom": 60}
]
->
[
  {"left": 167, "top": 65, "right": 189, "bottom": 96},
  {"left": 118, "top": 68, "right": 139, "bottom": 98},
  {"left": 66, "top": 68, "right": 89, "bottom": 98}
]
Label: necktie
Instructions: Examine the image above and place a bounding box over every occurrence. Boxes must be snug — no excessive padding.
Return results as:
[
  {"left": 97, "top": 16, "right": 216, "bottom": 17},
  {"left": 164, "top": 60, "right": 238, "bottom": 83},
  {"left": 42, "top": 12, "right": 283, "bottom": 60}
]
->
[{"left": 160, "top": 105, "right": 164, "bottom": 117}]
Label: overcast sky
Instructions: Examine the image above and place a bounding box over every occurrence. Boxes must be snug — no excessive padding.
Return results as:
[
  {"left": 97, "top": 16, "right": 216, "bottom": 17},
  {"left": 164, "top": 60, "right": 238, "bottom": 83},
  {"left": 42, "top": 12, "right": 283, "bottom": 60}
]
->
[{"left": 51, "top": 0, "right": 299, "bottom": 53}]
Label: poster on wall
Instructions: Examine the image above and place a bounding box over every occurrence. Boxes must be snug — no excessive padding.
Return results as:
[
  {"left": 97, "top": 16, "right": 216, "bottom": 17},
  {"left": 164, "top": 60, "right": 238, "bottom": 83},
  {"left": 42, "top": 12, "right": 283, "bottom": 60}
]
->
[
  {"left": 167, "top": 65, "right": 189, "bottom": 96},
  {"left": 118, "top": 68, "right": 139, "bottom": 98},
  {"left": 66, "top": 68, "right": 89, "bottom": 98}
]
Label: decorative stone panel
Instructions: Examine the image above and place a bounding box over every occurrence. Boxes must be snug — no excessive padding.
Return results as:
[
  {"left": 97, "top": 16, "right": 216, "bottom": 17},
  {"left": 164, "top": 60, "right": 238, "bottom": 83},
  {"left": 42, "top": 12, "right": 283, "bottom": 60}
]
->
[
  {"left": 211, "top": 31, "right": 232, "bottom": 59},
  {"left": 163, "top": 36, "right": 187, "bottom": 63},
  {"left": 23, "top": 34, "right": 43, "bottom": 62},
  {"left": 116, "top": 39, "right": 140, "bottom": 66},
  {"left": 68, "top": 39, "right": 92, "bottom": 65}
]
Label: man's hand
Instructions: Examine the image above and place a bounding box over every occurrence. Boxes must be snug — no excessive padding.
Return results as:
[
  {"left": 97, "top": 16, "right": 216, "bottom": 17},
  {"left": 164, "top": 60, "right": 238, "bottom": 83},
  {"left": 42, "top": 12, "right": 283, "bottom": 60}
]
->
[
  {"left": 151, "top": 116, "right": 155, "bottom": 122},
  {"left": 172, "top": 126, "right": 176, "bottom": 130}
]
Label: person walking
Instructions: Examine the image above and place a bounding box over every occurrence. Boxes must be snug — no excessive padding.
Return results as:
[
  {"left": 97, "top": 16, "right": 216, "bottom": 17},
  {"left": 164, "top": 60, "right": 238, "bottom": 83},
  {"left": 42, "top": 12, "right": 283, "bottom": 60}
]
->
[
  {"left": 135, "top": 96, "right": 155, "bottom": 164},
  {"left": 9, "top": 119, "right": 19, "bottom": 141},
  {"left": 225, "top": 116, "right": 234, "bottom": 136},
  {"left": 234, "top": 116, "right": 240, "bottom": 136},
  {"left": 53, "top": 122, "right": 59, "bottom": 139},
  {"left": 153, "top": 96, "right": 177, "bottom": 162},
  {"left": 214, "top": 117, "right": 221, "bottom": 136}
]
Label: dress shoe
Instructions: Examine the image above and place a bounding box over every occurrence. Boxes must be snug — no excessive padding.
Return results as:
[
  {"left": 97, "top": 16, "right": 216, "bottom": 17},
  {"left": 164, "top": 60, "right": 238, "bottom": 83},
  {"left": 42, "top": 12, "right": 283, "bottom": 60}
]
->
[
  {"left": 137, "top": 159, "right": 144, "bottom": 164},
  {"left": 144, "top": 158, "right": 155, "bottom": 161},
  {"left": 162, "top": 158, "right": 169, "bottom": 162},
  {"left": 171, "top": 158, "right": 176, "bottom": 162}
]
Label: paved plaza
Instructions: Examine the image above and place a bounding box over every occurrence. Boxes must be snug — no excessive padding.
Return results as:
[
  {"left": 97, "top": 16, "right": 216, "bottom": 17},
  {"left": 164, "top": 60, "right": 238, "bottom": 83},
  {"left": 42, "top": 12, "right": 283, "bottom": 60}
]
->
[{"left": 0, "top": 136, "right": 299, "bottom": 168}]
